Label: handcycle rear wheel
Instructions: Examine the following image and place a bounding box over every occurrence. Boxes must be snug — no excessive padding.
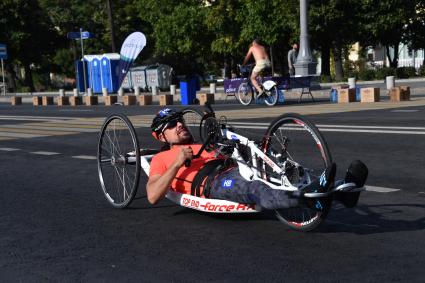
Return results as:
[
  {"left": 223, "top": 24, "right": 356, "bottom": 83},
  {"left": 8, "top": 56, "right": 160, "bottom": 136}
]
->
[
  {"left": 97, "top": 114, "right": 141, "bottom": 208},
  {"left": 261, "top": 113, "right": 333, "bottom": 231},
  {"left": 237, "top": 82, "right": 254, "bottom": 106}
]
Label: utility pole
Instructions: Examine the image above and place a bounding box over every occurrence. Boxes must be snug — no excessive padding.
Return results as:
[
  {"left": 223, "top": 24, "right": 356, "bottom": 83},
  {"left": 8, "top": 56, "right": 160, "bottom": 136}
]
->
[{"left": 294, "top": 0, "right": 317, "bottom": 76}]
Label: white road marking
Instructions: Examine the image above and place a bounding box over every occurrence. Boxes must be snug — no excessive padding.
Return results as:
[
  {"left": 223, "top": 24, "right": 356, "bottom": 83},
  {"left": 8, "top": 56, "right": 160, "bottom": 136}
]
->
[
  {"left": 72, "top": 155, "right": 97, "bottom": 160},
  {"left": 30, "top": 151, "right": 60, "bottom": 156},
  {"left": 390, "top": 110, "right": 419, "bottom": 112},
  {"left": 0, "top": 115, "right": 75, "bottom": 120},
  {"left": 365, "top": 185, "right": 400, "bottom": 193},
  {"left": 0, "top": 147, "right": 20, "bottom": 151},
  {"left": 0, "top": 132, "right": 48, "bottom": 138}
]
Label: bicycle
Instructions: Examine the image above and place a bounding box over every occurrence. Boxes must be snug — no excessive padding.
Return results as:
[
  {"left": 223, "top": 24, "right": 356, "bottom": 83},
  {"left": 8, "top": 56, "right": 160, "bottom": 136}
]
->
[
  {"left": 236, "top": 64, "right": 279, "bottom": 106},
  {"left": 97, "top": 104, "right": 367, "bottom": 232}
]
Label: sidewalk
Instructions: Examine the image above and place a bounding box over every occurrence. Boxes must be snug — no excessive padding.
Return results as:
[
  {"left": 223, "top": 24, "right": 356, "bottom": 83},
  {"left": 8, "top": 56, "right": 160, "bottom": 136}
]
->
[{"left": 1, "top": 77, "right": 424, "bottom": 104}]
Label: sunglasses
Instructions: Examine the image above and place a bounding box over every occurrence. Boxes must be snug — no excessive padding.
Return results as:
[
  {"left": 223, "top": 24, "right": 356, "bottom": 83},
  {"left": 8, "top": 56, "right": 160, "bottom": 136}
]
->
[{"left": 162, "top": 117, "right": 185, "bottom": 131}]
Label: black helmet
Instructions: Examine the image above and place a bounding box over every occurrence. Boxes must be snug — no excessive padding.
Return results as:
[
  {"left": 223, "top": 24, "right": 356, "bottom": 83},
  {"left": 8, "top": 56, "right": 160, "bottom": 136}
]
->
[{"left": 151, "top": 108, "right": 183, "bottom": 139}]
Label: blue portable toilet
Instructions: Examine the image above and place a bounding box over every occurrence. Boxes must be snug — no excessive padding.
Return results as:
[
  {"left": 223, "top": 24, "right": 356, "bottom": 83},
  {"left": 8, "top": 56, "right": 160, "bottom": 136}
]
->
[
  {"left": 84, "top": 55, "right": 102, "bottom": 94},
  {"left": 75, "top": 59, "right": 90, "bottom": 92},
  {"left": 101, "top": 53, "right": 120, "bottom": 93}
]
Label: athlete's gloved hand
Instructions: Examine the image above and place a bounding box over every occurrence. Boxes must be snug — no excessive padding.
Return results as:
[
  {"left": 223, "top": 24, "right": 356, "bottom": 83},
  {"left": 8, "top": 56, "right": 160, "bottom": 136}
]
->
[{"left": 174, "top": 146, "right": 193, "bottom": 168}]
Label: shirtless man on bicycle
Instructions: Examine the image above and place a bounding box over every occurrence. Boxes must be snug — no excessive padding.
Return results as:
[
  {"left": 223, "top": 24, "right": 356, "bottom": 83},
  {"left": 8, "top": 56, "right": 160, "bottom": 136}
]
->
[{"left": 243, "top": 39, "right": 272, "bottom": 97}]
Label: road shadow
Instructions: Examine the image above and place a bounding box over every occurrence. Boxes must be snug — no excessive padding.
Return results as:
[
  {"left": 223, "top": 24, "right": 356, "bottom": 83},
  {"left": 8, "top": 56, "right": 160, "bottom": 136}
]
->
[{"left": 319, "top": 202, "right": 425, "bottom": 234}]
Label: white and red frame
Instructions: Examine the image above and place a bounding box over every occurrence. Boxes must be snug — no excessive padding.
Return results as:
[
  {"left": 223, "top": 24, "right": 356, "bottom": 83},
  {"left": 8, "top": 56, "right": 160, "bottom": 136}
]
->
[{"left": 137, "top": 126, "right": 314, "bottom": 214}]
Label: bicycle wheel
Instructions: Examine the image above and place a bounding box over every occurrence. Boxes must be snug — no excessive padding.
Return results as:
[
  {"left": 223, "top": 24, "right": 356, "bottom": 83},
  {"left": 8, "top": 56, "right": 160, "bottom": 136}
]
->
[
  {"left": 264, "top": 85, "right": 279, "bottom": 106},
  {"left": 261, "top": 113, "right": 332, "bottom": 231},
  {"left": 237, "top": 82, "right": 254, "bottom": 106},
  {"left": 182, "top": 107, "right": 204, "bottom": 143},
  {"left": 97, "top": 114, "right": 141, "bottom": 208}
]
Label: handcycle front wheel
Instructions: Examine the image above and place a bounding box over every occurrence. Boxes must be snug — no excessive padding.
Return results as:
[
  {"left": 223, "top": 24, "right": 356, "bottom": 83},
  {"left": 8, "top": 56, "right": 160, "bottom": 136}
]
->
[
  {"left": 261, "top": 113, "right": 333, "bottom": 231},
  {"left": 237, "top": 82, "right": 254, "bottom": 106},
  {"left": 97, "top": 114, "right": 141, "bottom": 208}
]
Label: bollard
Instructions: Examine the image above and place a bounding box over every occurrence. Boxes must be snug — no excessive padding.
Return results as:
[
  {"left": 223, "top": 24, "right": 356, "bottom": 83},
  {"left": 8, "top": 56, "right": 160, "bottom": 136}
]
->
[
  {"left": 134, "top": 86, "right": 140, "bottom": 96},
  {"left": 70, "top": 96, "right": 83, "bottom": 106},
  {"left": 152, "top": 86, "right": 158, "bottom": 96},
  {"left": 57, "top": 96, "right": 70, "bottom": 106},
  {"left": 123, "top": 95, "right": 136, "bottom": 106},
  {"left": 85, "top": 95, "right": 98, "bottom": 106},
  {"left": 170, "top": 85, "right": 176, "bottom": 95},
  {"left": 11, "top": 96, "right": 22, "bottom": 106},
  {"left": 59, "top": 89, "right": 65, "bottom": 97},
  {"left": 33, "top": 96, "right": 42, "bottom": 106},
  {"left": 386, "top": 76, "right": 395, "bottom": 90},
  {"left": 104, "top": 95, "right": 117, "bottom": 106},
  {"left": 360, "top": 87, "right": 380, "bottom": 102},
  {"left": 159, "top": 94, "right": 173, "bottom": 105},
  {"left": 138, "top": 95, "right": 152, "bottom": 106},
  {"left": 87, "top": 88, "right": 93, "bottom": 97},
  {"left": 42, "top": 96, "right": 54, "bottom": 106},
  {"left": 118, "top": 87, "right": 124, "bottom": 96},
  {"left": 102, "top": 88, "right": 108, "bottom": 96},
  {"left": 199, "top": 93, "right": 214, "bottom": 105},
  {"left": 73, "top": 88, "right": 79, "bottom": 97},
  {"left": 209, "top": 83, "right": 216, "bottom": 94},
  {"left": 348, "top": 78, "right": 356, "bottom": 89}
]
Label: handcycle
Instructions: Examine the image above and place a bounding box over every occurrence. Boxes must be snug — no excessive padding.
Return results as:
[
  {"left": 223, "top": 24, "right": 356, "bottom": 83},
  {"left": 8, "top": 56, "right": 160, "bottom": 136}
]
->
[
  {"left": 237, "top": 64, "right": 279, "bottom": 106},
  {"left": 97, "top": 104, "right": 366, "bottom": 232}
]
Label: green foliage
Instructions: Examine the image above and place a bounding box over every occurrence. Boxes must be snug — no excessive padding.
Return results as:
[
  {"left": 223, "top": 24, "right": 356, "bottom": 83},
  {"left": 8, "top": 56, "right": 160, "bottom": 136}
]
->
[
  {"left": 396, "top": 67, "right": 417, "bottom": 78},
  {"left": 1, "top": 0, "right": 424, "bottom": 90},
  {"left": 358, "top": 69, "right": 375, "bottom": 81},
  {"left": 375, "top": 67, "right": 396, "bottom": 80},
  {"left": 418, "top": 65, "right": 425, "bottom": 77}
]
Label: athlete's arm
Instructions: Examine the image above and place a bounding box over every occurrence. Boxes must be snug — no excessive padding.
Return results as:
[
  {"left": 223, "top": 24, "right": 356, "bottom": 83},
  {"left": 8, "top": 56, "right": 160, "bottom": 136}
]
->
[
  {"left": 146, "top": 146, "right": 193, "bottom": 204},
  {"left": 243, "top": 47, "right": 253, "bottom": 65}
]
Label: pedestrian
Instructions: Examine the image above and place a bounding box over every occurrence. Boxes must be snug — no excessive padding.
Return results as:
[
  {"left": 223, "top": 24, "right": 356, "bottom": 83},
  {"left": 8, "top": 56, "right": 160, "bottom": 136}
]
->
[{"left": 288, "top": 43, "right": 298, "bottom": 76}]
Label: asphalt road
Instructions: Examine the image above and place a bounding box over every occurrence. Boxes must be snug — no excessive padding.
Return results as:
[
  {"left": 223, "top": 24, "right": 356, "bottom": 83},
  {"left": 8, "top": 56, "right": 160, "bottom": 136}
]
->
[{"left": 0, "top": 102, "right": 424, "bottom": 282}]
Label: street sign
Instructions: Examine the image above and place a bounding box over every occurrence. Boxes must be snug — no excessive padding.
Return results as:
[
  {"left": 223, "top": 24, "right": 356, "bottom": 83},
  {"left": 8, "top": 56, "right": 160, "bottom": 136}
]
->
[
  {"left": 67, "top": 31, "right": 94, "bottom": 40},
  {"left": 81, "top": 31, "right": 94, "bottom": 39},
  {"left": 0, "top": 44, "right": 7, "bottom": 60}
]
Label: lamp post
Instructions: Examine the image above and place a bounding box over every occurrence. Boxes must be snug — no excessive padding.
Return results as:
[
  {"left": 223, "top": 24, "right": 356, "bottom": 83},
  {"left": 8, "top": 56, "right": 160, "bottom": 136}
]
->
[{"left": 294, "top": 0, "right": 317, "bottom": 76}]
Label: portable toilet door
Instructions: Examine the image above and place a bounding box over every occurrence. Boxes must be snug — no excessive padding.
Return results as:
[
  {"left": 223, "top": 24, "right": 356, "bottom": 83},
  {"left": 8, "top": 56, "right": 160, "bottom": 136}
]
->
[
  {"left": 90, "top": 56, "right": 103, "bottom": 93},
  {"left": 83, "top": 55, "right": 96, "bottom": 92},
  {"left": 101, "top": 53, "right": 120, "bottom": 93}
]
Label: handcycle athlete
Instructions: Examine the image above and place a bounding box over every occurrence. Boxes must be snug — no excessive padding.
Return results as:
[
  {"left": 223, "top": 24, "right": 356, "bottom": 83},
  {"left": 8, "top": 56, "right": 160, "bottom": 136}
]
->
[
  {"left": 98, "top": 104, "right": 369, "bottom": 231},
  {"left": 146, "top": 108, "right": 368, "bottom": 221}
]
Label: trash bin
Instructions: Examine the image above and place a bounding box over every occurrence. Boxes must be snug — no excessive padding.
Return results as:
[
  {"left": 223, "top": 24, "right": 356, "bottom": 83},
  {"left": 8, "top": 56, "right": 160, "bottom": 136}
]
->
[
  {"left": 180, "top": 77, "right": 197, "bottom": 105},
  {"left": 330, "top": 88, "right": 338, "bottom": 103}
]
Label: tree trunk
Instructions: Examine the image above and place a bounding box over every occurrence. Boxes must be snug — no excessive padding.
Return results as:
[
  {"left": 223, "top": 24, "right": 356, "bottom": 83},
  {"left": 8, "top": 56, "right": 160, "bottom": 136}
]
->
[
  {"left": 5, "top": 63, "right": 17, "bottom": 92},
  {"left": 106, "top": 0, "right": 117, "bottom": 52},
  {"left": 224, "top": 56, "right": 231, "bottom": 79},
  {"left": 333, "top": 46, "right": 344, "bottom": 81},
  {"left": 23, "top": 65, "right": 35, "bottom": 92},
  {"left": 386, "top": 45, "right": 399, "bottom": 68},
  {"left": 321, "top": 47, "right": 331, "bottom": 77}
]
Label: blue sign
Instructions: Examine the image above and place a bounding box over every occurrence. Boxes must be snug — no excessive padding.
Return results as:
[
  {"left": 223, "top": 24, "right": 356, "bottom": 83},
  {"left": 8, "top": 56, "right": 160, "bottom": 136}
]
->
[
  {"left": 67, "top": 31, "right": 94, "bottom": 40},
  {"left": 0, "top": 44, "right": 7, "bottom": 59}
]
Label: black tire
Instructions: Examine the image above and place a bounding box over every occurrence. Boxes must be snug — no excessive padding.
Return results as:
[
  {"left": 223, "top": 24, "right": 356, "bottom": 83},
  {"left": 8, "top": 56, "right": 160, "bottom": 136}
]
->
[
  {"left": 261, "top": 113, "right": 333, "bottom": 231},
  {"left": 182, "top": 107, "right": 204, "bottom": 143},
  {"left": 97, "top": 114, "right": 141, "bottom": 208},
  {"left": 237, "top": 82, "right": 254, "bottom": 106},
  {"left": 264, "top": 85, "right": 279, "bottom": 106}
]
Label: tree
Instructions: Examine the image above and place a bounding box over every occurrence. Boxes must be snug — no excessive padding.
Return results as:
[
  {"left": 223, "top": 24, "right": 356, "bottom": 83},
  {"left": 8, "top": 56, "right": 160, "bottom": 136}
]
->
[
  {"left": 309, "top": 0, "right": 361, "bottom": 80},
  {"left": 360, "top": 0, "right": 417, "bottom": 68},
  {"left": 136, "top": 0, "right": 212, "bottom": 75}
]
